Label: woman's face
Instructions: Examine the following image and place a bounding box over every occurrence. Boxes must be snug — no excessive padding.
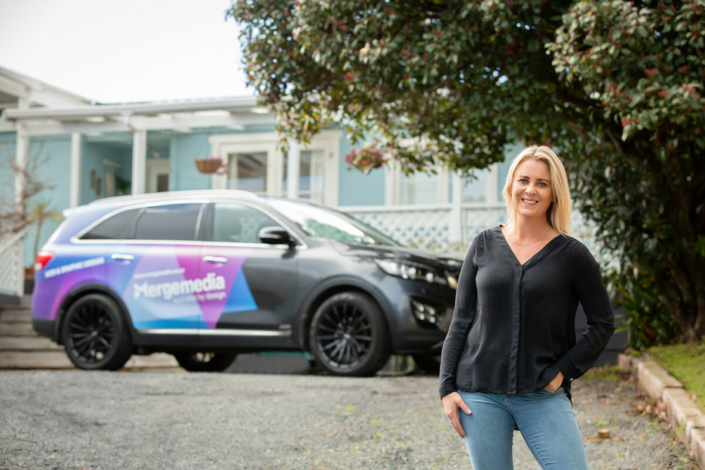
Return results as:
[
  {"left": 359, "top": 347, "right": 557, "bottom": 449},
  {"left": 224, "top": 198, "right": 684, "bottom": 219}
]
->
[{"left": 511, "top": 158, "right": 554, "bottom": 220}]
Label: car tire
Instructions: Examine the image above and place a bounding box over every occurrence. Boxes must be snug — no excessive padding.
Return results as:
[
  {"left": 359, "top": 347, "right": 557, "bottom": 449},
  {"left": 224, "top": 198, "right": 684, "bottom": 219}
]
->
[
  {"left": 309, "top": 291, "right": 390, "bottom": 377},
  {"left": 412, "top": 353, "right": 441, "bottom": 375},
  {"left": 172, "top": 352, "right": 237, "bottom": 372},
  {"left": 61, "top": 293, "right": 133, "bottom": 371}
]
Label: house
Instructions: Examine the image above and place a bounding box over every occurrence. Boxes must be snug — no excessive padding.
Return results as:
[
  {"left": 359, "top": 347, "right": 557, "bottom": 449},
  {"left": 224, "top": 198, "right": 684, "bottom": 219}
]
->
[{"left": 0, "top": 66, "right": 604, "bottom": 297}]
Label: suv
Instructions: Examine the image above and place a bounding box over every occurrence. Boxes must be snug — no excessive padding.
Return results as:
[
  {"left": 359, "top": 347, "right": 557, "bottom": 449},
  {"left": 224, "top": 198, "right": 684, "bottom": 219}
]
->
[{"left": 32, "top": 190, "right": 462, "bottom": 376}]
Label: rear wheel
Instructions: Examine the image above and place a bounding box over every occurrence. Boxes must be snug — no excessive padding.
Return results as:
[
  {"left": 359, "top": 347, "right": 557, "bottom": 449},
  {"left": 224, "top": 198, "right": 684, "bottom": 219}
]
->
[
  {"left": 61, "top": 294, "right": 132, "bottom": 370},
  {"left": 173, "top": 352, "right": 237, "bottom": 372},
  {"left": 309, "top": 292, "right": 390, "bottom": 377}
]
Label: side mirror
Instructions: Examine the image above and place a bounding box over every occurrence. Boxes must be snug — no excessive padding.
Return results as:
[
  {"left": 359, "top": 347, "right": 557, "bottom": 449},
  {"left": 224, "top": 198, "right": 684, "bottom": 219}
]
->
[{"left": 258, "top": 226, "right": 294, "bottom": 246}]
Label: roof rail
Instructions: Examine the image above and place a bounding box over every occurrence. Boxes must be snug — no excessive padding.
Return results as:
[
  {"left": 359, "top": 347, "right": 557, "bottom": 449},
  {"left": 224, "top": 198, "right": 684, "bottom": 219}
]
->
[{"left": 88, "top": 189, "right": 259, "bottom": 206}]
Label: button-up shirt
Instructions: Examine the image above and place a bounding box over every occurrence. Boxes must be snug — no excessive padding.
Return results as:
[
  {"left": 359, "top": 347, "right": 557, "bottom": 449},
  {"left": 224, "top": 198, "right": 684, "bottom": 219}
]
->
[{"left": 439, "top": 225, "right": 615, "bottom": 401}]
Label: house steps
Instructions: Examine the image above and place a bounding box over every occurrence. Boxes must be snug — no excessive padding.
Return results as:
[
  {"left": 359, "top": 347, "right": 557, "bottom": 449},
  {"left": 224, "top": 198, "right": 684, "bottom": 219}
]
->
[{"left": 0, "top": 296, "right": 180, "bottom": 371}]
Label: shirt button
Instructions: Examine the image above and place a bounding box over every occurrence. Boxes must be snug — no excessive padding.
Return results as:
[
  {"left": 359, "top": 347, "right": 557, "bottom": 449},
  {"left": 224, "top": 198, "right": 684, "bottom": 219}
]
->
[{"left": 569, "top": 378, "right": 574, "bottom": 382}]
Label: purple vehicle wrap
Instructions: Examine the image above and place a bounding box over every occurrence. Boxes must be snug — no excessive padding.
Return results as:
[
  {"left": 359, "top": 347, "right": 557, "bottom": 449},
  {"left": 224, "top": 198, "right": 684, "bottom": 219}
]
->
[{"left": 32, "top": 204, "right": 258, "bottom": 330}]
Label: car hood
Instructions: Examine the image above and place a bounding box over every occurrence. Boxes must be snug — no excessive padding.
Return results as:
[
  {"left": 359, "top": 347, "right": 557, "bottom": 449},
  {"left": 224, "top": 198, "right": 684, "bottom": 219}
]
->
[{"left": 330, "top": 240, "right": 464, "bottom": 271}]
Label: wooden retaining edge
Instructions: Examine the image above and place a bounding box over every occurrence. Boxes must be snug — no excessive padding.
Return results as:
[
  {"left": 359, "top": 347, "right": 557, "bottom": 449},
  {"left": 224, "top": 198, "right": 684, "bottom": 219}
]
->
[{"left": 618, "top": 353, "right": 705, "bottom": 469}]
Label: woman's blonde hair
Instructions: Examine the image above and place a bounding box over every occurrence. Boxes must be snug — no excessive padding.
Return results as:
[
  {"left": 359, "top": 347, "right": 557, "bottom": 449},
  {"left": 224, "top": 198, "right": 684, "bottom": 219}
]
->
[{"left": 501, "top": 145, "right": 574, "bottom": 237}]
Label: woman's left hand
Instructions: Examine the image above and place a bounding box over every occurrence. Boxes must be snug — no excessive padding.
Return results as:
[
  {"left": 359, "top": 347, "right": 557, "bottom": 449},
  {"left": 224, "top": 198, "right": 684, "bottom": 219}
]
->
[{"left": 544, "top": 371, "right": 564, "bottom": 392}]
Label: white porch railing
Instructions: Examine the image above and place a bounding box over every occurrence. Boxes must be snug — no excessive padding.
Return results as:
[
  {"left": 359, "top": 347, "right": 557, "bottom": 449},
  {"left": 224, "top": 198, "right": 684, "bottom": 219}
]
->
[{"left": 0, "top": 229, "right": 26, "bottom": 297}]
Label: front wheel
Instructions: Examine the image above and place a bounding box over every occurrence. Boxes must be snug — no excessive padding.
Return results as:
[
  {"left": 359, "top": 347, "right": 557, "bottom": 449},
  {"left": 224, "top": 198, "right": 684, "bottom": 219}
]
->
[
  {"left": 309, "top": 292, "right": 390, "bottom": 377},
  {"left": 173, "top": 352, "right": 237, "bottom": 372},
  {"left": 61, "top": 293, "right": 133, "bottom": 370}
]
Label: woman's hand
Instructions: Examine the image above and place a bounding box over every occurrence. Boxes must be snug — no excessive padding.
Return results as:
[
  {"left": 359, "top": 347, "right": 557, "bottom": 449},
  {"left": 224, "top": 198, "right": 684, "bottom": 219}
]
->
[
  {"left": 442, "top": 392, "right": 472, "bottom": 438},
  {"left": 544, "top": 371, "right": 565, "bottom": 392}
]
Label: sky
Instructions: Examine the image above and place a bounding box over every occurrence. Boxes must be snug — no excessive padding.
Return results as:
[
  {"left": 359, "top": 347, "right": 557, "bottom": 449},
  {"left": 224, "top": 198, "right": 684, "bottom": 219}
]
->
[{"left": 0, "top": 0, "right": 252, "bottom": 103}]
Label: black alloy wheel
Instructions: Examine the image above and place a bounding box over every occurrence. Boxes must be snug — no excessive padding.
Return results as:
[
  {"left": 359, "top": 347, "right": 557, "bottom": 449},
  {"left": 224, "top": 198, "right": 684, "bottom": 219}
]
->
[
  {"left": 61, "top": 294, "right": 132, "bottom": 370},
  {"left": 309, "top": 292, "right": 390, "bottom": 377},
  {"left": 173, "top": 352, "right": 237, "bottom": 372}
]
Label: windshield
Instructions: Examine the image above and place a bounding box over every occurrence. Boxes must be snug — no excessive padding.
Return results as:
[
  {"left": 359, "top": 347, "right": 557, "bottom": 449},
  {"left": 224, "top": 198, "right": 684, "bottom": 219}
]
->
[{"left": 264, "top": 198, "right": 401, "bottom": 246}]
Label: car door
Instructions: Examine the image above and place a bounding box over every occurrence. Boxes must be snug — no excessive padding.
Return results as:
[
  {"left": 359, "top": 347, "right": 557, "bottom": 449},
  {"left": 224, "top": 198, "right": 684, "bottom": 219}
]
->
[
  {"left": 198, "top": 202, "right": 299, "bottom": 343},
  {"left": 108, "top": 202, "right": 206, "bottom": 334}
]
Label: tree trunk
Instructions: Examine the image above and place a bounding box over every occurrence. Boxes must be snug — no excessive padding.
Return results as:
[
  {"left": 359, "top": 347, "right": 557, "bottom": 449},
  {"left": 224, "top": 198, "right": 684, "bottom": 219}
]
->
[{"left": 33, "top": 218, "right": 43, "bottom": 262}]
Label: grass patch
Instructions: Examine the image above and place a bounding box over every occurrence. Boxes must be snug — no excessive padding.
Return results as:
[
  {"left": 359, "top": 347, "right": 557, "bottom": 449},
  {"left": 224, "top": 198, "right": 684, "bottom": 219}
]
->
[
  {"left": 648, "top": 344, "right": 705, "bottom": 410},
  {"left": 582, "top": 364, "right": 622, "bottom": 382}
]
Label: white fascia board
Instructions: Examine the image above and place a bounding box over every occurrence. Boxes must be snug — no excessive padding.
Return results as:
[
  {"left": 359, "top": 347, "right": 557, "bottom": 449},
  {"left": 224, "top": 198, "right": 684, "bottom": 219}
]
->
[
  {"left": 5, "top": 96, "right": 262, "bottom": 121},
  {"left": 20, "top": 113, "right": 274, "bottom": 136},
  {"left": 22, "top": 121, "right": 131, "bottom": 136}
]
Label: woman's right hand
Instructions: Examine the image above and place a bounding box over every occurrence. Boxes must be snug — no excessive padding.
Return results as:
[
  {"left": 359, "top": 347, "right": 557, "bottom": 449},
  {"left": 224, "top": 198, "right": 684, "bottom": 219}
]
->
[{"left": 442, "top": 392, "right": 472, "bottom": 438}]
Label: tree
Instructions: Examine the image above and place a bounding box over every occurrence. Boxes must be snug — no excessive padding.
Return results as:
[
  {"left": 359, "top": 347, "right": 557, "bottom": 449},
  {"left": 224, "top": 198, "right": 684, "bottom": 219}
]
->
[
  {"left": 229, "top": 0, "right": 705, "bottom": 343},
  {"left": 27, "top": 197, "right": 58, "bottom": 265},
  {"left": 1, "top": 140, "right": 54, "bottom": 237}
]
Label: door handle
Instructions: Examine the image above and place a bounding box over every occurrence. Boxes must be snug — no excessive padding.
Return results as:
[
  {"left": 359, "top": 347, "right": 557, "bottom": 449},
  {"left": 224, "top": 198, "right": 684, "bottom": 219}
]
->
[
  {"left": 203, "top": 256, "right": 227, "bottom": 264},
  {"left": 111, "top": 253, "right": 134, "bottom": 261}
]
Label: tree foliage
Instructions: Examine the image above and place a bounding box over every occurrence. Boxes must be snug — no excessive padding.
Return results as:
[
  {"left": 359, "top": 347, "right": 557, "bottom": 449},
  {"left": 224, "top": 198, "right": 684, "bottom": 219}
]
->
[{"left": 230, "top": 0, "right": 705, "bottom": 342}]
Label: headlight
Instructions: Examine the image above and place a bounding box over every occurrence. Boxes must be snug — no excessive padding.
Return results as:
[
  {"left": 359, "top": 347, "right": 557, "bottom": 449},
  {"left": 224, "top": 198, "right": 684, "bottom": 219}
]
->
[{"left": 375, "top": 259, "right": 448, "bottom": 286}]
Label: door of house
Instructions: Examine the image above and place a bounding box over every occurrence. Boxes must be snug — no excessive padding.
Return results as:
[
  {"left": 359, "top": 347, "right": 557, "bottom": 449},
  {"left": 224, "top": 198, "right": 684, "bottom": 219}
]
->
[{"left": 146, "top": 159, "right": 170, "bottom": 193}]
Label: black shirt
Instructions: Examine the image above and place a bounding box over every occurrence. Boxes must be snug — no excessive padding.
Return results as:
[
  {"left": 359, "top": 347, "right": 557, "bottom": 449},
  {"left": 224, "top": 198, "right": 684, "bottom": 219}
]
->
[{"left": 439, "top": 225, "right": 615, "bottom": 401}]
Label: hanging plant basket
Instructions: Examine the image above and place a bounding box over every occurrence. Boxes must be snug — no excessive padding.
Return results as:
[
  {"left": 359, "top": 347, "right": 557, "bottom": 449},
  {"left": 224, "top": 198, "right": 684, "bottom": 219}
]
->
[{"left": 194, "top": 157, "right": 223, "bottom": 174}]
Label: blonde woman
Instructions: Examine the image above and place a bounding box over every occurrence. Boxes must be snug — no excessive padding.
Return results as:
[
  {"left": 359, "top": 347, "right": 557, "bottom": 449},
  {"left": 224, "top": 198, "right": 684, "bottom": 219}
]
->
[{"left": 439, "top": 145, "right": 615, "bottom": 469}]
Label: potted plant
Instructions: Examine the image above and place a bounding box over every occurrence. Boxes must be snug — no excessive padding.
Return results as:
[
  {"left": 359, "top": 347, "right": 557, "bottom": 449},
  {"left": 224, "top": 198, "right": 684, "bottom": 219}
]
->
[
  {"left": 195, "top": 156, "right": 225, "bottom": 174},
  {"left": 115, "top": 175, "right": 131, "bottom": 195}
]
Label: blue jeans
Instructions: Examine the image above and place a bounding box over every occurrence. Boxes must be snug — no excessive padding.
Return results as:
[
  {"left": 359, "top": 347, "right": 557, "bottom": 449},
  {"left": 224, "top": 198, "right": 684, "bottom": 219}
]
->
[{"left": 457, "top": 387, "right": 588, "bottom": 470}]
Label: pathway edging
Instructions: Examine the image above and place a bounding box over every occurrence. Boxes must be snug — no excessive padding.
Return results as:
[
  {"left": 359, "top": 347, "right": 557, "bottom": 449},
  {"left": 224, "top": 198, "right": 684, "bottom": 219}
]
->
[{"left": 619, "top": 353, "right": 705, "bottom": 468}]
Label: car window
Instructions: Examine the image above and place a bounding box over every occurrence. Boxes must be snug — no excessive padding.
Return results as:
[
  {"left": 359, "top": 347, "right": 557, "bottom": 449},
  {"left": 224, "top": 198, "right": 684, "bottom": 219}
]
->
[
  {"left": 213, "top": 203, "right": 283, "bottom": 244},
  {"left": 133, "top": 204, "right": 202, "bottom": 241},
  {"left": 81, "top": 208, "right": 141, "bottom": 240},
  {"left": 264, "top": 198, "right": 400, "bottom": 246}
]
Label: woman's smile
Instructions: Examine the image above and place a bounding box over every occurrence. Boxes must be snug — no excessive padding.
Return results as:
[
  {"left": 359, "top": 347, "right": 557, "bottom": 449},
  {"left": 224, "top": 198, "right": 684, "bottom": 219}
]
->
[{"left": 511, "top": 158, "right": 554, "bottom": 218}]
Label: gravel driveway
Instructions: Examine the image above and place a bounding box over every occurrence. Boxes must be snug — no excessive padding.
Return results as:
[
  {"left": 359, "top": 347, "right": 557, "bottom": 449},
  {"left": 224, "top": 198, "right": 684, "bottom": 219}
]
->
[{"left": 0, "top": 366, "right": 696, "bottom": 469}]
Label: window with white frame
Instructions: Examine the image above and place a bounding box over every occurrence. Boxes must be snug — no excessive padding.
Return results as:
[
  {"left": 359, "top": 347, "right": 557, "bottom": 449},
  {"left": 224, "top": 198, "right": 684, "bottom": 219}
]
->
[
  {"left": 282, "top": 149, "right": 326, "bottom": 203},
  {"left": 399, "top": 171, "right": 438, "bottom": 205},
  {"left": 386, "top": 161, "right": 498, "bottom": 206},
  {"left": 449, "top": 169, "right": 488, "bottom": 203},
  {"left": 209, "top": 132, "right": 341, "bottom": 206},
  {"left": 227, "top": 152, "right": 268, "bottom": 194}
]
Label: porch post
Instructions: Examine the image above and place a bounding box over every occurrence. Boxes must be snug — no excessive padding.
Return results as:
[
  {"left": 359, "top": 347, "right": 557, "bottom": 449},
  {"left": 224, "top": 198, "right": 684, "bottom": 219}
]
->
[
  {"left": 486, "top": 163, "right": 499, "bottom": 204},
  {"left": 13, "top": 125, "right": 28, "bottom": 296},
  {"left": 286, "top": 139, "right": 300, "bottom": 199},
  {"left": 448, "top": 172, "right": 464, "bottom": 245},
  {"left": 14, "top": 126, "right": 28, "bottom": 212},
  {"left": 131, "top": 129, "right": 147, "bottom": 195},
  {"left": 70, "top": 133, "right": 82, "bottom": 207}
]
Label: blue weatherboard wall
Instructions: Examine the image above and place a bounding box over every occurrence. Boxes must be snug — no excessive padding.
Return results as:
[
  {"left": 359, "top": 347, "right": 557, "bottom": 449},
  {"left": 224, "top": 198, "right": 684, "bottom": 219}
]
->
[
  {"left": 337, "top": 134, "right": 385, "bottom": 206},
  {"left": 170, "top": 132, "right": 214, "bottom": 191}
]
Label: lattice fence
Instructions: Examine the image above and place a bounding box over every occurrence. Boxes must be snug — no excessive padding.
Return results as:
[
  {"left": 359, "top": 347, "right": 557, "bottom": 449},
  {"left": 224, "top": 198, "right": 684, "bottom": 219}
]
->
[
  {"left": 344, "top": 206, "right": 615, "bottom": 269},
  {"left": 348, "top": 207, "right": 452, "bottom": 252},
  {"left": 0, "top": 230, "right": 26, "bottom": 296}
]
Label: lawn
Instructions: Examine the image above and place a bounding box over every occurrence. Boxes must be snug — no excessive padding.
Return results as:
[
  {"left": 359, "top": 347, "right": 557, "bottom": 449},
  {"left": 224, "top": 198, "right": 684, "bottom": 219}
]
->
[{"left": 648, "top": 344, "right": 705, "bottom": 410}]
